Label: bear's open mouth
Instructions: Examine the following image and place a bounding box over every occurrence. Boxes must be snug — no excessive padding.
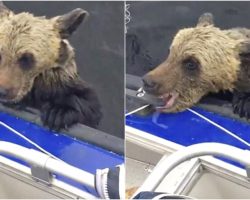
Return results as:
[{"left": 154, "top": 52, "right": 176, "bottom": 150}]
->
[{"left": 156, "top": 91, "right": 179, "bottom": 110}]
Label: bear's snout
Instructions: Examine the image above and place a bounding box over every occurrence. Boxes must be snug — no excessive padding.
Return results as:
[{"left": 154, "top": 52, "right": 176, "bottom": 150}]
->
[
  {"left": 0, "top": 86, "right": 19, "bottom": 102},
  {"left": 0, "top": 87, "right": 7, "bottom": 98},
  {"left": 142, "top": 74, "right": 160, "bottom": 94}
]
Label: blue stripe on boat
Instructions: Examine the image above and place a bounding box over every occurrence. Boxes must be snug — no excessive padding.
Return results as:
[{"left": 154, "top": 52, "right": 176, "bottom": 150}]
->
[
  {"left": 126, "top": 107, "right": 250, "bottom": 168},
  {"left": 0, "top": 111, "right": 124, "bottom": 195}
]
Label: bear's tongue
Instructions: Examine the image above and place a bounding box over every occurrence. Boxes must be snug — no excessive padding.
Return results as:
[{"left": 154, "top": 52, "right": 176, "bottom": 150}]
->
[{"left": 158, "top": 92, "right": 179, "bottom": 109}]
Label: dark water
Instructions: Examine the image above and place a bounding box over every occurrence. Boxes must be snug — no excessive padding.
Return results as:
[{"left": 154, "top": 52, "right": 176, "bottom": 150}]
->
[
  {"left": 126, "top": 1, "right": 250, "bottom": 76},
  {"left": 5, "top": 2, "right": 124, "bottom": 138}
]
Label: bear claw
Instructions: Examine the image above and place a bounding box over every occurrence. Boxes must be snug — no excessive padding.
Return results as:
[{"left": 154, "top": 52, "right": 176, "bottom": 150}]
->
[
  {"left": 42, "top": 104, "right": 80, "bottom": 131},
  {"left": 41, "top": 97, "right": 102, "bottom": 131},
  {"left": 232, "top": 92, "right": 250, "bottom": 119}
]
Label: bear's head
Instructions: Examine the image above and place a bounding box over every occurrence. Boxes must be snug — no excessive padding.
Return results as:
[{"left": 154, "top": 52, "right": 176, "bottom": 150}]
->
[
  {"left": 143, "top": 13, "right": 250, "bottom": 112},
  {"left": 0, "top": 2, "right": 88, "bottom": 103}
]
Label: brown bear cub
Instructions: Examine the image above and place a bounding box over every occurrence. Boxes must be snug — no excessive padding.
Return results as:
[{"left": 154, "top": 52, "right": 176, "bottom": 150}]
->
[
  {"left": 143, "top": 13, "right": 250, "bottom": 119},
  {"left": 0, "top": 2, "right": 102, "bottom": 130}
]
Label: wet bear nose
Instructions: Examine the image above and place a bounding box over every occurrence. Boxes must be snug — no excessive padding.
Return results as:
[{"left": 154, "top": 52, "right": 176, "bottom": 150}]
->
[
  {"left": 142, "top": 75, "right": 158, "bottom": 92},
  {"left": 0, "top": 88, "right": 7, "bottom": 97}
]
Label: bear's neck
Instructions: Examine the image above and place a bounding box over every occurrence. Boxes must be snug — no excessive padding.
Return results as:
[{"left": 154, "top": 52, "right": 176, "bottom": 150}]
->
[
  {"left": 224, "top": 28, "right": 250, "bottom": 92},
  {"left": 235, "top": 61, "right": 250, "bottom": 93}
]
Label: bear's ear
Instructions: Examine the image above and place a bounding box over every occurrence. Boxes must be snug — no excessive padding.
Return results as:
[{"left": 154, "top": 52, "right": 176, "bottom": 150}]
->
[
  {"left": 196, "top": 13, "right": 214, "bottom": 27},
  {"left": 0, "top": 1, "right": 12, "bottom": 16},
  {"left": 54, "top": 8, "right": 89, "bottom": 39},
  {"left": 238, "top": 40, "right": 250, "bottom": 61}
]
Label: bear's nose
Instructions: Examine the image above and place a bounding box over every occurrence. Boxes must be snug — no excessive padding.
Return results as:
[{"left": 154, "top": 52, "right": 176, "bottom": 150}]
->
[
  {"left": 142, "top": 75, "right": 158, "bottom": 93},
  {"left": 0, "top": 88, "right": 7, "bottom": 97}
]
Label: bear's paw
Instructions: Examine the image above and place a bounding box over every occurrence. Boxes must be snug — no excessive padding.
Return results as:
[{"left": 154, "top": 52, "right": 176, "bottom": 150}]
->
[
  {"left": 41, "top": 95, "right": 102, "bottom": 131},
  {"left": 233, "top": 92, "right": 250, "bottom": 119}
]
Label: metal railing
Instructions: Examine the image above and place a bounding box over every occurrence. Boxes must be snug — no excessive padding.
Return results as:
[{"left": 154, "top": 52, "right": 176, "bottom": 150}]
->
[
  {"left": 133, "top": 143, "right": 250, "bottom": 197},
  {"left": 0, "top": 141, "right": 97, "bottom": 199}
]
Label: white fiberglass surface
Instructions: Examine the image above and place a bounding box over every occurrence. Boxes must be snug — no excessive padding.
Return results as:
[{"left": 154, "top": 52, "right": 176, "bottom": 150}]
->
[{"left": 187, "top": 171, "right": 250, "bottom": 199}]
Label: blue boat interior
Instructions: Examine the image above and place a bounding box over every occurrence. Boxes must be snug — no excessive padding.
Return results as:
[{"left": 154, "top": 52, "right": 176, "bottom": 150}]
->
[{"left": 0, "top": 104, "right": 124, "bottom": 195}]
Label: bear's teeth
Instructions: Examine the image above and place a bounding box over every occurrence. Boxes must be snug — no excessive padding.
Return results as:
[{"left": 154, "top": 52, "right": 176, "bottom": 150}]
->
[{"left": 157, "top": 92, "right": 179, "bottom": 109}]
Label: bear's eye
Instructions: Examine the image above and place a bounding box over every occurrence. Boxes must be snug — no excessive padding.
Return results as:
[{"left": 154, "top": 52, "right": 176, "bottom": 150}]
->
[
  {"left": 18, "top": 53, "right": 35, "bottom": 70},
  {"left": 182, "top": 57, "right": 199, "bottom": 71}
]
